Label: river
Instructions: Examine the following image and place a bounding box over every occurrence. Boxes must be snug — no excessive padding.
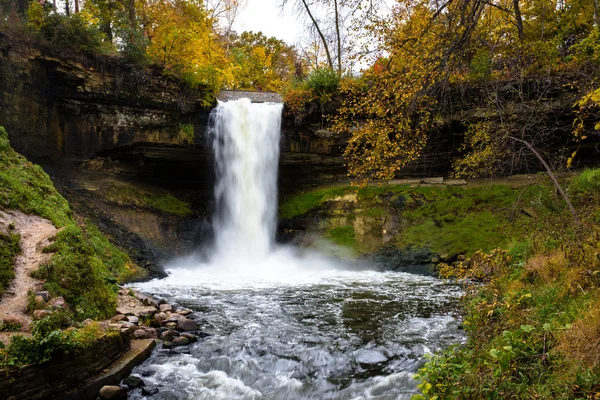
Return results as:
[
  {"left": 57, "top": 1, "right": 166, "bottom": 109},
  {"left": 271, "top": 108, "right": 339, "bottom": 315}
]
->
[{"left": 128, "top": 98, "right": 464, "bottom": 399}]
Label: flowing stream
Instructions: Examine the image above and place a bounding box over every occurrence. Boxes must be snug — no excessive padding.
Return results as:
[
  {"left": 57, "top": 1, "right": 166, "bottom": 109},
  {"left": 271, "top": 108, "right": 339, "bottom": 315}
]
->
[{"left": 130, "top": 98, "right": 464, "bottom": 400}]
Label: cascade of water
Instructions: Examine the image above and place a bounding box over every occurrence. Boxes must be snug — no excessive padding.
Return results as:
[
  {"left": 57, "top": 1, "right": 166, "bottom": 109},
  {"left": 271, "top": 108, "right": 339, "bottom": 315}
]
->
[{"left": 210, "top": 98, "right": 283, "bottom": 261}]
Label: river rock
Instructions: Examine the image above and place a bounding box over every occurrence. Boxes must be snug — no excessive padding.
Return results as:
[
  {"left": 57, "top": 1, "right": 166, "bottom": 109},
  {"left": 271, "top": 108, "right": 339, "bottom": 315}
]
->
[
  {"left": 123, "top": 375, "right": 145, "bottom": 389},
  {"left": 142, "top": 386, "right": 159, "bottom": 396},
  {"left": 164, "top": 322, "right": 177, "bottom": 329},
  {"left": 177, "top": 319, "right": 198, "bottom": 331},
  {"left": 32, "top": 309, "right": 52, "bottom": 320},
  {"left": 127, "top": 316, "right": 139, "bottom": 325},
  {"left": 162, "top": 341, "right": 175, "bottom": 349},
  {"left": 116, "top": 294, "right": 158, "bottom": 317},
  {"left": 82, "top": 318, "right": 94, "bottom": 326},
  {"left": 161, "top": 329, "right": 179, "bottom": 341},
  {"left": 36, "top": 291, "right": 50, "bottom": 302},
  {"left": 159, "top": 304, "right": 172, "bottom": 313},
  {"left": 177, "top": 309, "right": 192, "bottom": 316},
  {"left": 99, "top": 385, "right": 127, "bottom": 399},
  {"left": 33, "top": 295, "right": 46, "bottom": 309},
  {"left": 48, "top": 296, "right": 68, "bottom": 309},
  {"left": 172, "top": 336, "right": 190, "bottom": 346},
  {"left": 165, "top": 314, "right": 186, "bottom": 323},
  {"left": 133, "top": 328, "right": 157, "bottom": 339},
  {"left": 112, "top": 314, "right": 127, "bottom": 322},
  {"left": 180, "top": 332, "right": 197, "bottom": 342}
]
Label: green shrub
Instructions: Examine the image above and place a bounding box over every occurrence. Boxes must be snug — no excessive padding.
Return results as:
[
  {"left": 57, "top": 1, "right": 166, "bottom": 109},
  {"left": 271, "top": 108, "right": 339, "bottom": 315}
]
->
[
  {"left": 37, "top": 14, "right": 109, "bottom": 54},
  {"left": 1, "top": 314, "right": 108, "bottom": 367},
  {"left": 0, "top": 232, "right": 20, "bottom": 296},
  {"left": 569, "top": 168, "right": 600, "bottom": 204},
  {"left": 176, "top": 123, "right": 195, "bottom": 145},
  {"left": 306, "top": 68, "right": 340, "bottom": 104}
]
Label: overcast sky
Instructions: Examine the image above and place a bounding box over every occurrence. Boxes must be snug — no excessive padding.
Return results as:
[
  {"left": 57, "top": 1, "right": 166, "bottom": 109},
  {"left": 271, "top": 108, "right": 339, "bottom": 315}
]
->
[{"left": 232, "top": 0, "right": 301, "bottom": 45}]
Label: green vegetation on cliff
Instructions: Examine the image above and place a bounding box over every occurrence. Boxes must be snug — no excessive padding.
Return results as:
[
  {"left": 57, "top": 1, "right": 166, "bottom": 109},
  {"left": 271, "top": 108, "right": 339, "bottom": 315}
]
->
[
  {"left": 281, "top": 173, "right": 600, "bottom": 398},
  {"left": 280, "top": 180, "right": 558, "bottom": 256},
  {"left": 105, "top": 183, "right": 192, "bottom": 217},
  {"left": 0, "top": 232, "right": 20, "bottom": 296},
  {"left": 0, "top": 126, "right": 145, "bottom": 320}
]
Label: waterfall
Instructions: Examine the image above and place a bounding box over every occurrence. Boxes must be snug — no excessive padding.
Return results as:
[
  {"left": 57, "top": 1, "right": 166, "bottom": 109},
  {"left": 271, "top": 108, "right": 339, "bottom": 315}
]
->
[{"left": 210, "top": 98, "right": 283, "bottom": 261}]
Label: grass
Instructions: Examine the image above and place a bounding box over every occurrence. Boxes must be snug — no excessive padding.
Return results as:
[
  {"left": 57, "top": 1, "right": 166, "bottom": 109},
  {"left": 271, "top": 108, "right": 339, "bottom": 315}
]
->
[
  {"left": 0, "top": 126, "right": 144, "bottom": 320},
  {"left": 326, "top": 225, "right": 357, "bottom": 248},
  {"left": 412, "top": 170, "right": 600, "bottom": 400},
  {"left": 105, "top": 183, "right": 192, "bottom": 217},
  {"left": 0, "top": 232, "right": 20, "bottom": 296},
  {"left": 279, "top": 182, "right": 560, "bottom": 257},
  {"left": 279, "top": 186, "right": 351, "bottom": 219}
]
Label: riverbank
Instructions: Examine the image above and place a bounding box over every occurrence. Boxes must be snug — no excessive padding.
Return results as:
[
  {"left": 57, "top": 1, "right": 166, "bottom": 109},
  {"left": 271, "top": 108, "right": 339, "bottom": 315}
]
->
[{"left": 279, "top": 170, "right": 600, "bottom": 398}]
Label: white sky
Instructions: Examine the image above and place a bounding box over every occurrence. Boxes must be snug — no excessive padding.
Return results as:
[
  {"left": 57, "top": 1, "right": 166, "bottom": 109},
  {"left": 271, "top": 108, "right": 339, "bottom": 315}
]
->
[{"left": 232, "top": 0, "right": 301, "bottom": 45}]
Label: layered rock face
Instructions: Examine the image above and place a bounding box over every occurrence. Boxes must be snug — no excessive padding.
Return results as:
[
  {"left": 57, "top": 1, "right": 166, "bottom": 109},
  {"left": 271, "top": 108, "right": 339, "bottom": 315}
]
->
[{"left": 0, "top": 35, "right": 211, "bottom": 162}]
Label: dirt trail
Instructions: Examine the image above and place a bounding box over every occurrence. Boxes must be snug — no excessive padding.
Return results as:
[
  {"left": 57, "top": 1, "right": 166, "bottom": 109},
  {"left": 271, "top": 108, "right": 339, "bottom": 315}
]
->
[{"left": 0, "top": 210, "right": 57, "bottom": 333}]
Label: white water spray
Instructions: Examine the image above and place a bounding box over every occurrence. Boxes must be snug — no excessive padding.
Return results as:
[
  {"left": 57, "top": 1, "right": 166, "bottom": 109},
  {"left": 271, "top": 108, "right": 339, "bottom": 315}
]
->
[{"left": 210, "top": 98, "right": 283, "bottom": 261}]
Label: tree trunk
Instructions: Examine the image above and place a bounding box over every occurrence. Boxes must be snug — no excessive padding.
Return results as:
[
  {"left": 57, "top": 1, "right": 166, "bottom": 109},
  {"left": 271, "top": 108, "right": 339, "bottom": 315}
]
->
[
  {"left": 595, "top": 0, "right": 599, "bottom": 27},
  {"left": 508, "top": 136, "right": 579, "bottom": 224},
  {"left": 65, "top": 0, "right": 70, "bottom": 16},
  {"left": 513, "top": 0, "right": 524, "bottom": 41},
  {"left": 334, "top": 0, "right": 342, "bottom": 74},
  {"left": 128, "top": 0, "right": 136, "bottom": 30},
  {"left": 75, "top": 0, "right": 79, "bottom": 13},
  {"left": 300, "top": 0, "right": 334, "bottom": 70}
]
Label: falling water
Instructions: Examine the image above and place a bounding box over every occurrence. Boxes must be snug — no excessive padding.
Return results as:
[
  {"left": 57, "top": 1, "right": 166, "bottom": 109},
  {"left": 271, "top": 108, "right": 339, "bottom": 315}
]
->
[
  {"left": 130, "top": 98, "right": 464, "bottom": 399},
  {"left": 211, "top": 99, "right": 283, "bottom": 260}
]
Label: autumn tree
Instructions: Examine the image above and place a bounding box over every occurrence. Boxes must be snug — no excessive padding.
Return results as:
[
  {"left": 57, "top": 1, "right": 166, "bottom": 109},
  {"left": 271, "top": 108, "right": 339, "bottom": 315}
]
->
[
  {"left": 333, "top": 0, "right": 599, "bottom": 185},
  {"left": 227, "top": 31, "right": 301, "bottom": 91}
]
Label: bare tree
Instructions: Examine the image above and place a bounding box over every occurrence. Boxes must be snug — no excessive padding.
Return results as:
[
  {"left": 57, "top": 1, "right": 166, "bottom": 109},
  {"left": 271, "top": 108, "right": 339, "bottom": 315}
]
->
[{"left": 207, "top": 0, "right": 248, "bottom": 50}]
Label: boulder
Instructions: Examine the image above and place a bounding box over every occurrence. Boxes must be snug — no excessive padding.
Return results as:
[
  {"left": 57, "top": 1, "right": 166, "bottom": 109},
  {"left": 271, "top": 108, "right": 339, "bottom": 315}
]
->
[
  {"left": 159, "top": 304, "right": 172, "bottom": 313},
  {"left": 180, "top": 332, "right": 198, "bottom": 342},
  {"left": 165, "top": 314, "right": 186, "bottom": 323},
  {"left": 142, "top": 386, "right": 159, "bottom": 396},
  {"left": 164, "top": 322, "right": 177, "bottom": 329},
  {"left": 177, "top": 319, "right": 198, "bottom": 332},
  {"left": 160, "top": 329, "right": 179, "bottom": 342},
  {"left": 133, "top": 328, "right": 157, "bottom": 340},
  {"left": 112, "top": 314, "right": 127, "bottom": 322},
  {"left": 162, "top": 341, "right": 175, "bottom": 349},
  {"left": 99, "top": 385, "right": 127, "bottom": 399},
  {"left": 32, "top": 309, "right": 53, "bottom": 320},
  {"left": 36, "top": 291, "right": 50, "bottom": 302},
  {"left": 48, "top": 296, "right": 68, "bottom": 309},
  {"left": 122, "top": 375, "right": 145, "bottom": 389},
  {"left": 127, "top": 316, "right": 139, "bottom": 325},
  {"left": 33, "top": 295, "right": 46, "bottom": 309},
  {"left": 177, "top": 309, "right": 192, "bottom": 316},
  {"left": 172, "top": 336, "right": 190, "bottom": 346}
]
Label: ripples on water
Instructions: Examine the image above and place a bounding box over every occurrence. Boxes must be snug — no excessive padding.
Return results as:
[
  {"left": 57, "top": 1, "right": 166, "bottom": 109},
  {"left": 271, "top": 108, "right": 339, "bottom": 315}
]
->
[{"left": 130, "top": 249, "right": 464, "bottom": 400}]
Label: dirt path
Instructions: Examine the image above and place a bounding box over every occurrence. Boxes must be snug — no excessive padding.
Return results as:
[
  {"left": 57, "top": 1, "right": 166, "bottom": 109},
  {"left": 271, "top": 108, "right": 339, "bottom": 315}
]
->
[{"left": 0, "top": 210, "right": 57, "bottom": 333}]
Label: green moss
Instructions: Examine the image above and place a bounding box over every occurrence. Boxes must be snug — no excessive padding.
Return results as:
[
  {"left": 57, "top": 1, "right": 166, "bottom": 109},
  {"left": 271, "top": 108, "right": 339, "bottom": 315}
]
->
[
  {"left": 279, "top": 186, "right": 351, "bottom": 219},
  {"left": 569, "top": 167, "right": 600, "bottom": 205},
  {"left": 176, "top": 123, "right": 195, "bottom": 145},
  {"left": 0, "top": 127, "right": 71, "bottom": 227},
  {"left": 326, "top": 225, "right": 357, "bottom": 248},
  {"left": 0, "top": 126, "right": 141, "bottom": 320},
  {"left": 105, "top": 184, "right": 192, "bottom": 217},
  {"left": 0, "top": 232, "right": 20, "bottom": 296},
  {"left": 360, "top": 207, "right": 387, "bottom": 218}
]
